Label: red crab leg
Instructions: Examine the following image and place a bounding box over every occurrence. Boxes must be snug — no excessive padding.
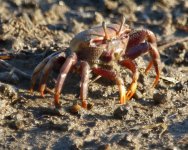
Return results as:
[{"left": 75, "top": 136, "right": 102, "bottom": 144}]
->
[
  {"left": 92, "top": 67, "right": 126, "bottom": 104},
  {"left": 126, "top": 42, "right": 161, "bottom": 87},
  {"left": 125, "top": 29, "right": 161, "bottom": 87},
  {"left": 54, "top": 53, "right": 77, "bottom": 106},
  {"left": 30, "top": 51, "right": 61, "bottom": 92},
  {"left": 80, "top": 61, "right": 90, "bottom": 108},
  {"left": 119, "top": 59, "right": 139, "bottom": 101},
  {"left": 39, "top": 51, "right": 67, "bottom": 97},
  {"left": 126, "top": 29, "right": 157, "bottom": 49}
]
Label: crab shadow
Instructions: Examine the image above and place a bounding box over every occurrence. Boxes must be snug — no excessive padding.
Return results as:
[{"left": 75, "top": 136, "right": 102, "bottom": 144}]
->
[{"left": 135, "top": 97, "right": 159, "bottom": 107}]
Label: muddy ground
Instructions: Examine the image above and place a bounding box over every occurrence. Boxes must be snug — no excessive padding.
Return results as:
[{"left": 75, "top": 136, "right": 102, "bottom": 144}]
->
[{"left": 0, "top": 0, "right": 188, "bottom": 149}]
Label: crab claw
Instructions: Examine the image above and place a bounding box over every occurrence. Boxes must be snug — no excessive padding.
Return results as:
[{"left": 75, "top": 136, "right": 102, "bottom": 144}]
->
[
  {"left": 125, "top": 81, "right": 137, "bottom": 101},
  {"left": 116, "top": 77, "right": 126, "bottom": 104},
  {"left": 119, "top": 59, "right": 139, "bottom": 102},
  {"left": 119, "top": 83, "right": 126, "bottom": 104}
]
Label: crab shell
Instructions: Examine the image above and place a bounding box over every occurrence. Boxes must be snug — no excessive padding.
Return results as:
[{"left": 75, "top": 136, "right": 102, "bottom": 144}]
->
[{"left": 70, "top": 24, "right": 131, "bottom": 64}]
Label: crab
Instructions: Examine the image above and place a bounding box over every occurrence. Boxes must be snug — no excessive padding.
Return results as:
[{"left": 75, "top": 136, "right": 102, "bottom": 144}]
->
[{"left": 30, "top": 16, "right": 161, "bottom": 109}]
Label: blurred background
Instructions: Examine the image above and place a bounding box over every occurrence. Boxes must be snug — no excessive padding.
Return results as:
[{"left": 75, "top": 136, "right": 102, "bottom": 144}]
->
[
  {"left": 0, "top": 0, "right": 187, "bottom": 50},
  {"left": 0, "top": 1, "right": 188, "bottom": 149}
]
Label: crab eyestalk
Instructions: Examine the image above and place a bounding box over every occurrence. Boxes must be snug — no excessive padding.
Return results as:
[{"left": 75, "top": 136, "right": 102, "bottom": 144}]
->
[
  {"left": 102, "top": 21, "right": 109, "bottom": 40},
  {"left": 117, "top": 15, "right": 126, "bottom": 35}
]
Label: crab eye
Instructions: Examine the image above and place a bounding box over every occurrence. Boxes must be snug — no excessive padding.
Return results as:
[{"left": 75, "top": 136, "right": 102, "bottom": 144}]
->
[
  {"left": 90, "top": 39, "right": 105, "bottom": 46},
  {"left": 119, "top": 33, "right": 128, "bottom": 39}
]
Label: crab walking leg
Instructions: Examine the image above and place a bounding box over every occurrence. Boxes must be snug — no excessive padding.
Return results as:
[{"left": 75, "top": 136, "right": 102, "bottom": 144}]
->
[
  {"left": 145, "top": 60, "right": 153, "bottom": 75},
  {"left": 54, "top": 53, "right": 77, "bottom": 106},
  {"left": 80, "top": 61, "right": 90, "bottom": 108},
  {"left": 148, "top": 44, "right": 161, "bottom": 87},
  {"left": 126, "top": 42, "right": 161, "bottom": 87},
  {"left": 92, "top": 67, "right": 126, "bottom": 104},
  {"left": 0, "top": 54, "right": 11, "bottom": 60},
  {"left": 116, "top": 77, "right": 126, "bottom": 104},
  {"left": 30, "top": 51, "right": 61, "bottom": 92},
  {"left": 119, "top": 59, "right": 139, "bottom": 101},
  {"left": 39, "top": 52, "right": 67, "bottom": 97}
]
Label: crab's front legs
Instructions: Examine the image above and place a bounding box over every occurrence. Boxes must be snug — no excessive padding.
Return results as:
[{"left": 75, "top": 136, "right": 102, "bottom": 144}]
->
[
  {"left": 92, "top": 67, "right": 126, "bottom": 104},
  {"left": 119, "top": 59, "right": 139, "bottom": 101},
  {"left": 126, "top": 43, "right": 160, "bottom": 87},
  {"left": 126, "top": 30, "right": 161, "bottom": 87}
]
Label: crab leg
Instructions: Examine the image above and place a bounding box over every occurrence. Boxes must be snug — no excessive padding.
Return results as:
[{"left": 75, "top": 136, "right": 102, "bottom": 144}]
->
[
  {"left": 0, "top": 54, "right": 12, "bottom": 60},
  {"left": 126, "top": 42, "right": 161, "bottom": 87},
  {"left": 80, "top": 61, "right": 90, "bottom": 108},
  {"left": 125, "top": 29, "right": 161, "bottom": 87},
  {"left": 92, "top": 67, "right": 126, "bottom": 104},
  {"left": 119, "top": 59, "right": 139, "bottom": 101},
  {"left": 39, "top": 51, "right": 67, "bottom": 97},
  {"left": 30, "top": 51, "right": 61, "bottom": 92},
  {"left": 54, "top": 53, "right": 77, "bottom": 106},
  {"left": 148, "top": 44, "right": 161, "bottom": 87}
]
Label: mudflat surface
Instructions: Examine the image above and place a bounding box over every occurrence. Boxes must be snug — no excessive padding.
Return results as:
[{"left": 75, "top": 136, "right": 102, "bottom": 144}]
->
[{"left": 0, "top": 0, "right": 188, "bottom": 149}]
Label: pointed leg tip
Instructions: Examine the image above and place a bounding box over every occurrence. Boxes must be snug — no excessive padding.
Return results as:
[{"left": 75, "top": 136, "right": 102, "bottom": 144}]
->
[
  {"left": 152, "top": 81, "right": 158, "bottom": 88},
  {"left": 120, "top": 89, "right": 127, "bottom": 105},
  {"left": 152, "top": 76, "right": 160, "bottom": 88},
  {"left": 125, "top": 90, "right": 135, "bottom": 100},
  {"left": 120, "top": 94, "right": 126, "bottom": 105},
  {"left": 54, "top": 93, "right": 60, "bottom": 106},
  {"left": 145, "top": 61, "right": 153, "bottom": 75},
  {"left": 120, "top": 99, "right": 125, "bottom": 105},
  {"left": 82, "top": 101, "right": 88, "bottom": 109},
  {"left": 54, "top": 102, "right": 61, "bottom": 109},
  {"left": 29, "top": 88, "right": 33, "bottom": 93},
  {"left": 39, "top": 84, "right": 46, "bottom": 97},
  {"left": 40, "top": 91, "right": 45, "bottom": 97},
  {"left": 144, "top": 70, "right": 149, "bottom": 75},
  {"left": 125, "top": 82, "right": 137, "bottom": 101},
  {"left": 55, "top": 103, "right": 61, "bottom": 108}
]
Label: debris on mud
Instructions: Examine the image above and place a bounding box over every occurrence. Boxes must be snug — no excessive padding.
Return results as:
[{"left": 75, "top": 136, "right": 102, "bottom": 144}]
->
[{"left": 113, "top": 105, "right": 129, "bottom": 119}]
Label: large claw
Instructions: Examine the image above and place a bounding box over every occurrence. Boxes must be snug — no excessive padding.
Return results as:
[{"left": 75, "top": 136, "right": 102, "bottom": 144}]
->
[
  {"left": 119, "top": 83, "right": 126, "bottom": 104},
  {"left": 125, "top": 81, "right": 137, "bottom": 101},
  {"left": 126, "top": 29, "right": 161, "bottom": 88},
  {"left": 116, "top": 77, "right": 126, "bottom": 104},
  {"left": 119, "top": 59, "right": 139, "bottom": 102}
]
